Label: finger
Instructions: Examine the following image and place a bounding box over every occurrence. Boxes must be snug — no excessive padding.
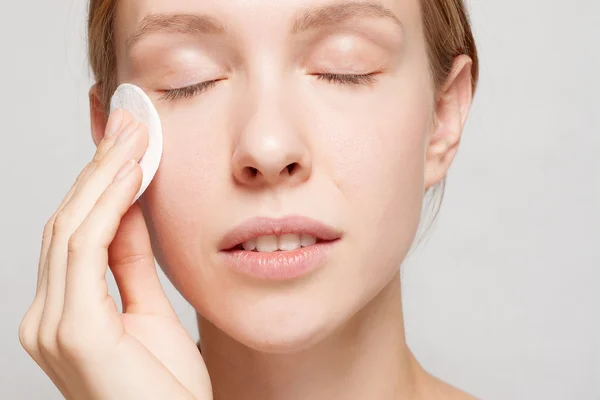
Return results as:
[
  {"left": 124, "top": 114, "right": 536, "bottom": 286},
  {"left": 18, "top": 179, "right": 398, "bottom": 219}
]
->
[
  {"left": 25, "top": 168, "right": 91, "bottom": 398},
  {"left": 24, "top": 109, "right": 129, "bottom": 398},
  {"left": 37, "top": 167, "right": 87, "bottom": 293},
  {"left": 53, "top": 119, "right": 144, "bottom": 236},
  {"left": 109, "top": 203, "right": 176, "bottom": 316},
  {"left": 36, "top": 109, "right": 127, "bottom": 295},
  {"left": 62, "top": 159, "right": 143, "bottom": 315},
  {"left": 65, "top": 160, "right": 173, "bottom": 315},
  {"left": 19, "top": 309, "right": 72, "bottom": 399},
  {"left": 39, "top": 119, "right": 146, "bottom": 342},
  {"left": 91, "top": 108, "right": 132, "bottom": 164}
]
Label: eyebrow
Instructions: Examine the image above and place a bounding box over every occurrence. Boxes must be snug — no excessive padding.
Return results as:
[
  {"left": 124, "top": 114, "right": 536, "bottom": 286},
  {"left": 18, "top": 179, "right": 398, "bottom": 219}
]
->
[
  {"left": 291, "top": 2, "right": 403, "bottom": 34},
  {"left": 125, "top": 14, "right": 225, "bottom": 50},
  {"left": 125, "top": 2, "right": 402, "bottom": 51}
]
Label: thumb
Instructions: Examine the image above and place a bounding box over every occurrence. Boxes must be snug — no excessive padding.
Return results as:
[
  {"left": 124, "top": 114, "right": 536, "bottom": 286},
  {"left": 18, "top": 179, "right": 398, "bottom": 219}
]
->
[{"left": 108, "top": 202, "right": 176, "bottom": 317}]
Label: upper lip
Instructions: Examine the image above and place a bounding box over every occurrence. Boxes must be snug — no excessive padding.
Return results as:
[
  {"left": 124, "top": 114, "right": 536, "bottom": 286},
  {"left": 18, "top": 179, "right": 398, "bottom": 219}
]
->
[{"left": 218, "top": 216, "right": 342, "bottom": 251}]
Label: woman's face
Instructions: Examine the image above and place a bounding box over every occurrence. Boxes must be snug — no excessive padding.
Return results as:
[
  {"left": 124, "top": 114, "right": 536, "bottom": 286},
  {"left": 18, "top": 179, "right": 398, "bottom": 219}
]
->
[{"left": 113, "top": 0, "right": 439, "bottom": 351}]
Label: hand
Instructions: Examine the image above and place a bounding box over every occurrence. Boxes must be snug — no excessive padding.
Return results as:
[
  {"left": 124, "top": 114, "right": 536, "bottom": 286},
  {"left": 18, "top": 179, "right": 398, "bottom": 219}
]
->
[{"left": 19, "top": 110, "right": 212, "bottom": 400}]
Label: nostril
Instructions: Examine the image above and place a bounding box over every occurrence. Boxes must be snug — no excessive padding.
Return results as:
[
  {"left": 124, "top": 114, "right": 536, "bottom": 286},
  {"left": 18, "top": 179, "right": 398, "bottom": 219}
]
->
[
  {"left": 240, "top": 163, "right": 301, "bottom": 182},
  {"left": 240, "top": 166, "right": 259, "bottom": 180},
  {"left": 286, "top": 163, "right": 299, "bottom": 175}
]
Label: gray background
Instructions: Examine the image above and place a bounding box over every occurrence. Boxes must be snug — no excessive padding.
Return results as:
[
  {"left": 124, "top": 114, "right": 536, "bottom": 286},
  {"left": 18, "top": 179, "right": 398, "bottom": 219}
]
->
[{"left": 1, "top": 0, "right": 598, "bottom": 399}]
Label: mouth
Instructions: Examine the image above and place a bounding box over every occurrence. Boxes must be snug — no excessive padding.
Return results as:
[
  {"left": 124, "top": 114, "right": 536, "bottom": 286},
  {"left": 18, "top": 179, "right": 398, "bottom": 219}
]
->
[
  {"left": 218, "top": 216, "right": 342, "bottom": 280},
  {"left": 227, "top": 235, "right": 332, "bottom": 252},
  {"left": 219, "top": 216, "right": 342, "bottom": 252}
]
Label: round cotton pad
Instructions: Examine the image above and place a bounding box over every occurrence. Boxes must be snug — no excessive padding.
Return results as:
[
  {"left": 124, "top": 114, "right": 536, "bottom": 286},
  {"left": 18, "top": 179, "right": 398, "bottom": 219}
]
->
[{"left": 109, "top": 83, "right": 163, "bottom": 203}]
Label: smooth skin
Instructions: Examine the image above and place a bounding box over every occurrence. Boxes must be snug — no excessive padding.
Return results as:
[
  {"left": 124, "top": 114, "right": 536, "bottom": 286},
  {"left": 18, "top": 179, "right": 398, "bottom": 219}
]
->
[
  {"left": 21, "top": 0, "right": 476, "bottom": 399},
  {"left": 19, "top": 111, "right": 212, "bottom": 399}
]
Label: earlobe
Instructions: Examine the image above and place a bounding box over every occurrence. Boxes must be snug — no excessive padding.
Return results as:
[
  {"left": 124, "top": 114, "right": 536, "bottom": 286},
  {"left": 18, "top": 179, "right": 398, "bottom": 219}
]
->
[
  {"left": 424, "top": 54, "right": 474, "bottom": 189},
  {"left": 89, "top": 83, "right": 108, "bottom": 147}
]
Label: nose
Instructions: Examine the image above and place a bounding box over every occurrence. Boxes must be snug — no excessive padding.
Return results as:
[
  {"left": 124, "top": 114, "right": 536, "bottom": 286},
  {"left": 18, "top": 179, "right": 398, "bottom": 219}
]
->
[{"left": 231, "top": 95, "right": 312, "bottom": 188}]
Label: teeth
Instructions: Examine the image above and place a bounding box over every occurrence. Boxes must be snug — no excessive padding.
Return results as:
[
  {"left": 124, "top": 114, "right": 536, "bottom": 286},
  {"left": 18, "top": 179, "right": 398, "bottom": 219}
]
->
[
  {"left": 255, "top": 235, "right": 279, "bottom": 253},
  {"left": 241, "top": 234, "right": 318, "bottom": 252},
  {"left": 279, "top": 234, "right": 301, "bottom": 251},
  {"left": 242, "top": 239, "right": 256, "bottom": 251},
  {"left": 300, "top": 235, "right": 317, "bottom": 247}
]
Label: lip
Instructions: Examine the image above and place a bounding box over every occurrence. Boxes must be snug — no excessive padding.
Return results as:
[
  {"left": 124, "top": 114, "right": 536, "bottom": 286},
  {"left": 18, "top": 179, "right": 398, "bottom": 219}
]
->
[
  {"left": 218, "top": 216, "right": 342, "bottom": 281},
  {"left": 218, "top": 216, "right": 342, "bottom": 251}
]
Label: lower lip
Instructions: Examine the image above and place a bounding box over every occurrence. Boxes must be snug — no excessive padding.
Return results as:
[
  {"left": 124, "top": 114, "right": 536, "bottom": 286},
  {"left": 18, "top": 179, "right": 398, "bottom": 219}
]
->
[{"left": 220, "top": 241, "right": 338, "bottom": 281}]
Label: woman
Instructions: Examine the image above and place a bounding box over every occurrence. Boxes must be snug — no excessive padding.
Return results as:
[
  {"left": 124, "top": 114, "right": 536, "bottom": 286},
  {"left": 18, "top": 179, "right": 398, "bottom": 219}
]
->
[{"left": 20, "top": 0, "right": 479, "bottom": 398}]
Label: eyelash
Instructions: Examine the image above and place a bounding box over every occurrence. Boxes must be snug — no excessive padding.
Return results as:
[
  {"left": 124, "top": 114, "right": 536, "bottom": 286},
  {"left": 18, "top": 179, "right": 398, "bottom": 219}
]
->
[
  {"left": 159, "top": 73, "right": 378, "bottom": 101},
  {"left": 159, "top": 80, "right": 219, "bottom": 101},
  {"left": 316, "top": 73, "right": 377, "bottom": 85}
]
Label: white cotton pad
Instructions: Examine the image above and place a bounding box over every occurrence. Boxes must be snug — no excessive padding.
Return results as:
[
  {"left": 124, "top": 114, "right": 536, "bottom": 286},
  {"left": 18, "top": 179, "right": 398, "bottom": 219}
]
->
[{"left": 109, "top": 83, "right": 163, "bottom": 203}]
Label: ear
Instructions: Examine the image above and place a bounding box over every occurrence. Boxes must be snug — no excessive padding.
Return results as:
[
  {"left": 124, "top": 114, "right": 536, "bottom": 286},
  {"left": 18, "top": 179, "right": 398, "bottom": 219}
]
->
[
  {"left": 89, "top": 83, "right": 108, "bottom": 147},
  {"left": 424, "top": 54, "right": 474, "bottom": 189}
]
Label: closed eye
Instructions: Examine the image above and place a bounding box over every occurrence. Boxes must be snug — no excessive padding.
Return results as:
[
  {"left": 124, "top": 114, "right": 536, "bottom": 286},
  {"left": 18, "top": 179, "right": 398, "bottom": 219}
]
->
[
  {"left": 159, "top": 72, "right": 379, "bottom": 101},
  {"left": 159, "top": 79, "right": 222, "bottom": 101},
  {"left": 315, "top": 73, "right": 378, "bottom": 86}
]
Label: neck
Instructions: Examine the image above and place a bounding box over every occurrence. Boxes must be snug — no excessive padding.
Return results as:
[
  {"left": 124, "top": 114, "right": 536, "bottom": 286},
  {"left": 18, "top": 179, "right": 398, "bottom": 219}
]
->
[{"left": 197, "top": 272, "right": 425, "bottom": 400}]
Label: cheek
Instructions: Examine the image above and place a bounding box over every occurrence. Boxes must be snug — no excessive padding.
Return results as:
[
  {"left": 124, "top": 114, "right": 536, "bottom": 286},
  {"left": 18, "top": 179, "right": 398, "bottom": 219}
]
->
[
  {"left": 308, "top": 77, "right": 432, "bottom": 245},
  {"left": 138, "top": 107, "right": 230, "bottom": 280},
  {"left": 291, "top": 75, "right": 434, "bottom": 315}
]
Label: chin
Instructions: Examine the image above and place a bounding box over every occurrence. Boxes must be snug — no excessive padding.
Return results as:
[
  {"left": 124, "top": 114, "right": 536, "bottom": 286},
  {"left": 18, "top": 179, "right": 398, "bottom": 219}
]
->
[
  {"left": 195, "top": 278, "right": 352, "bottom": 354},
  {"left": 235, "top": 310, "right": 339, "bottom": 354},
  {"left": 235, "top": 326, "right": 331, "bottom": 354}
]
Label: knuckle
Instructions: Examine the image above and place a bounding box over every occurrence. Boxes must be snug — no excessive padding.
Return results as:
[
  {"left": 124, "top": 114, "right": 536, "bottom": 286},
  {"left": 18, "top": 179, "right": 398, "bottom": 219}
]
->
[
  {"left": 43, "top": 216, "right": 57, "bottom": 240},
  {"left": 80, "top": 161, "right": 98, "bottom": 182},
  {"left": 19, "top": 313, "right": 40, "bottom": 354},
  {"left": 56, "top": 321, "right": 88, "bottom": 360},
  {"left": 90, "top": 149, "right": 103, "bottom": 165},
  {"left": 67, "top": 231, "right": 90, "bottom": 254},
  {"left": 52, "top": 212, "right": 73, "bottom": 237},
  {"left": 93, "top": 146, "right": 114, "bottom": 171},
  {"left": 75, "top": 164, "right": 88, "bottom": 182},
  {"left": 113, "top": 253, "right": 149, "bottom": 269},
  {"left": 55, "top": 324, "right": 75, "bottom": 351},
  {"left": 92, "top": 150, "right": 105, "bottom": 165},
  {"left": 92, "top": 147, "right": 102, "bottom": 160},
  {"left": 37, "top": 329, "right": 58, "bottom": 358}
]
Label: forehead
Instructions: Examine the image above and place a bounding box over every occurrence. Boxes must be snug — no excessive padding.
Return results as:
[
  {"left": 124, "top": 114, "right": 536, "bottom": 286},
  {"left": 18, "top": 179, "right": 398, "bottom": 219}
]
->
[{"left": 114, "top": 0, "right": 421, "bottom": 51}]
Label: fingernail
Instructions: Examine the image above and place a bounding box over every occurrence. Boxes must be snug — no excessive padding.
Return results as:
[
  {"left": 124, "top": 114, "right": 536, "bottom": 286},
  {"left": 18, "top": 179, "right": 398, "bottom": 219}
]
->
[
  {"left": 116, "top": 120, "right": 140, "bottom": 145},
  {"left": 114, "top": 159, "right": 136, "bottom": 182},
  {"left": 105, "top": 108, "right": 124, "bottom": 138}
]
